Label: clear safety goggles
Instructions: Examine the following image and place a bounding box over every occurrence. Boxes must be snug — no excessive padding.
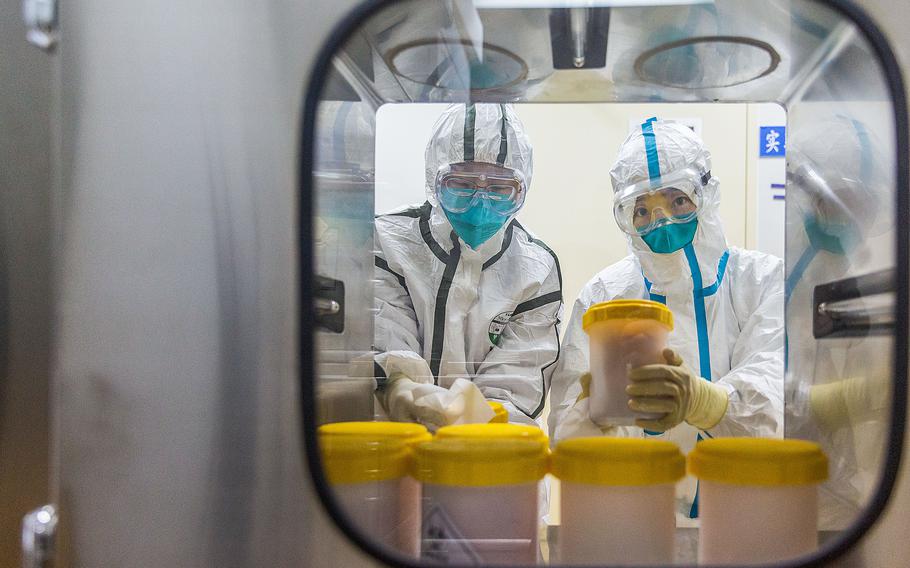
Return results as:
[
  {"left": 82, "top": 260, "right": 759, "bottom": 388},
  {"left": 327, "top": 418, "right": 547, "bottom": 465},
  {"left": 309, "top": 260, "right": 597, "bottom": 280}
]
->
[
  {"left": 435, "top": 162, "right": 527, "bottom": 215},
  {"left": 613, "top": 167, "right": 711, "bottom": 236}
]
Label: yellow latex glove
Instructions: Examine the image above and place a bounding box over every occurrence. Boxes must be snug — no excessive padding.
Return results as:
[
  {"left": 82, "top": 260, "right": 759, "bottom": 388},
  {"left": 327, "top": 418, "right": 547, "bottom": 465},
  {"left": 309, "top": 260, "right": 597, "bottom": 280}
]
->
[
  {"left": 626, "top": 348, "right": 729, "bottom": 432},
  {"left": 809, "top": 375, "right": 889, "bottom": 431},
  {"left": 577, "top": 372, "right": 593, "bottom": 402}
]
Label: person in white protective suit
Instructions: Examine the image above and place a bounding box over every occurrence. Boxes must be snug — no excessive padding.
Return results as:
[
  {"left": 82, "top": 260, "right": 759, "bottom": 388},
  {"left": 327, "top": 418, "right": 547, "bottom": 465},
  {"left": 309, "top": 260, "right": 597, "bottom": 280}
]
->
[
  {"left": 548, "top": 117, "right": 784, "bottom": 518},
  {"left": 374, "top": 103, "right": 563, "bottom": 429},
  {"left": 784, "top": 115, "right": 892, "bottom": 529}
]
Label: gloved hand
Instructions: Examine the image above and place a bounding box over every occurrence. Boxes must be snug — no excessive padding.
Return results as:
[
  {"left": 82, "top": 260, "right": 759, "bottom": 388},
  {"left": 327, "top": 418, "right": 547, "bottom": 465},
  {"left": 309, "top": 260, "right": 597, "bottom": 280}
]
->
[
  {"left": 809, "top": 375, "right": 889, "bottom": 431},
  {"left": 576, "top": 372, "right": 593, "bottom": 403},
  {"left": 626, "top": 348, "right": 729, "bottom": 432},
  {"left": 552, "top": 372, "right": 617, "bottom": 439},
  {"left": 381, "top": 373, "right": 494, "bottom": 431}
]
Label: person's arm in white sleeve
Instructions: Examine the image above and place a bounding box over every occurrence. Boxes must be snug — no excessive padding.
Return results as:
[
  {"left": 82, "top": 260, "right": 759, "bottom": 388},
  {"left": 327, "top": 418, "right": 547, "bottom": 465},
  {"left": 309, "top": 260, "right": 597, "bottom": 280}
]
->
[
  {"left": 374, "top": 253, "right": 421, "bottom": 356},
  {"left": 547, "top": 297, "right": 590, "bottom": 437},
  {"left": 374, "top": 250, "right": 493, "bottom": 428},
  {"left": 473, "top": 265, "right": 562, "bottom": 425},
  {"left": 372, "top": 235, "right": 435, "bottom": 383},
  {"left": 706, "top": 255, "right": 785, "bottom": 439}
]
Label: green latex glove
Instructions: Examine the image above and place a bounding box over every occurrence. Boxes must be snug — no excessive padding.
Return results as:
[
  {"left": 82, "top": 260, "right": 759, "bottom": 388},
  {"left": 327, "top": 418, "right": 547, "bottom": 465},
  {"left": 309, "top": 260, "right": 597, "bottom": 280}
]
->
[{"left": 626, "top": 348, "right": 729, "bottom": 432}]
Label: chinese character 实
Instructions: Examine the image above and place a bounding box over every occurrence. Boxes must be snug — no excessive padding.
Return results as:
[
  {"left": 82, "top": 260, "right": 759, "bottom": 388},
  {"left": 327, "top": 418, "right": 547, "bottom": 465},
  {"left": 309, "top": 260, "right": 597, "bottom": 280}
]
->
[{"left": 765, "top": 129, "right": 781, "bottom": 154}]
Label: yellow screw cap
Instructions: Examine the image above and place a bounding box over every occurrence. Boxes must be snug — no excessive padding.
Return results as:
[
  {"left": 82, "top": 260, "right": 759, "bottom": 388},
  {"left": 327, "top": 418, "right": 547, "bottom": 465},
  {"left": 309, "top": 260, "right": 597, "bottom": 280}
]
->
[
  {"left": 488, "top": 401, "right": 509, "bottom": 423},
  {"left": 319, "top": 421, "right": 431, "bottom": 444},
  {"left": 582, "top": 299, "right": 674, "bottom": 332},
  {"left": 414, "top": 438, "right": 548, "bottom": 487},
  {"left": 552, "top": 438, "right": 685, "bottom": 486},
  {"left": 688, "top": 438, "right": 828, "bottom": 486},
  {"left": 318, "top": 421, "right": 431, "bottom": 484},
  {"left": 435, "top": 423, "right": 547, "bottom": 447}
]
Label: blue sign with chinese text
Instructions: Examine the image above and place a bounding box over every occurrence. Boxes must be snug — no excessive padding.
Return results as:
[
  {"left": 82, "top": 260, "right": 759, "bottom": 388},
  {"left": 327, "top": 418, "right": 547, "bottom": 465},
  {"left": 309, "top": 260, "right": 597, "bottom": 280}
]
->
[{"left": 760, "top": 126, "right": 786, "bottom": 157}]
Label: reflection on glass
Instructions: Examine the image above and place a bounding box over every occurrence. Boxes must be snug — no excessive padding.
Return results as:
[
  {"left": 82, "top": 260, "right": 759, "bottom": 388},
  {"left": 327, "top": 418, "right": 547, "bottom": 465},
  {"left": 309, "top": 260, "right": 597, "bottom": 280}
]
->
[
  {"left": 636, "top": 37, "right": 780, "bottom": 89},
  {"left": 785, "top": 110, "right": 895, "bottom": 531}
]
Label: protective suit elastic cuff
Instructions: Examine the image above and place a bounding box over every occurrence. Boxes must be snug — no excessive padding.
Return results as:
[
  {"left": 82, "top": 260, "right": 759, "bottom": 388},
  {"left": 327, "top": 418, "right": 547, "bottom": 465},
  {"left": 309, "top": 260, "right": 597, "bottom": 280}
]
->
[
  {"left": 809, "top": 380, "right": 852, "bottom": 429},
  {"left": 687, "top": 381, "right": 729, "bottom": 430}
]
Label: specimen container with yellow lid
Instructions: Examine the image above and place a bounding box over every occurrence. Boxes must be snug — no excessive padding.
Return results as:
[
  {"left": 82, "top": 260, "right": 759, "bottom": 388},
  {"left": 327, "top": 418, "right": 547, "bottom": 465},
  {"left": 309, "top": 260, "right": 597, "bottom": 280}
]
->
[
  {"left": 552, "top": 437, "right": 684, "bottom": 564},
  {"left": 434, "top": 422, "right": 547, "bottom": 448},
  {"left": 688, "top": 438, "right": 829, "bottom": 564},
  {"left": 583, "top": 299, "right": 674, "bottom": 426},
  {"left": 413, "top": 437, "right": 547, "bottom": 564},
  {"left": 318, "top": 421, "right": 430, "bottom": 556}
]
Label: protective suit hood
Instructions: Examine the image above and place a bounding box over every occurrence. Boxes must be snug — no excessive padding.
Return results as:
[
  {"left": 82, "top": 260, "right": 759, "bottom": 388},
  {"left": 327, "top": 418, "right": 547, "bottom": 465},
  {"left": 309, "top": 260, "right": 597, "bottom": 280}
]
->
[
  {"left": 424, "top": 103, "right": 533, "bottom": 202},
  {"left": 423, "top": 103, "right": 533, "bottom": 254},
  {"left": 610, "top": 119, "right": 727, "bottom": 291}
]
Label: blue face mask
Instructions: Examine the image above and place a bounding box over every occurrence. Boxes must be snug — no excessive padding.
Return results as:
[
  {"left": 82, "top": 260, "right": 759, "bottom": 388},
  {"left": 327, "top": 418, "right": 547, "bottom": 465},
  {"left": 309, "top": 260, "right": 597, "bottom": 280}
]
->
[
  {"left": 641, "top": 218, "right": 698, "bottom": 254},
  {"left": 443, "top": 199, "right": 512, "bottom": 249},
  {"left": 803, "top": 215, "right": 858, "bottom": 255}
]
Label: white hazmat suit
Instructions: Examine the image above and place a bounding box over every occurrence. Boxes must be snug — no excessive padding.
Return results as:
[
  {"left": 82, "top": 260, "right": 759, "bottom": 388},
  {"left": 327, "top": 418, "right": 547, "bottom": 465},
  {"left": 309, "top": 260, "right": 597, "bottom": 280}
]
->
[
  {"left": 549, "top": 119, "right": 784, "bottom": 518},
  {"left": 374, "top": 103, "right": 563, "bottom": 426}
]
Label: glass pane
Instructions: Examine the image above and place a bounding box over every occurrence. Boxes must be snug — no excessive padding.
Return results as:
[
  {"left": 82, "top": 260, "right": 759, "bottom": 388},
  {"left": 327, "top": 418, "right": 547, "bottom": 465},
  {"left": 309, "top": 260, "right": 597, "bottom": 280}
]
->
[{"left": 308, "top": 0, "right": 901, "bottom": 564}]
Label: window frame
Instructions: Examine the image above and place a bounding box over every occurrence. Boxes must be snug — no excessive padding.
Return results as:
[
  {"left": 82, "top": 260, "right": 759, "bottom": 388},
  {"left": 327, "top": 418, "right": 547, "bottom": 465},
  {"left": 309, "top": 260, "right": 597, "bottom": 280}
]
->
[{"left": 298, "top": 1, "right": 910, "bottom": 566}]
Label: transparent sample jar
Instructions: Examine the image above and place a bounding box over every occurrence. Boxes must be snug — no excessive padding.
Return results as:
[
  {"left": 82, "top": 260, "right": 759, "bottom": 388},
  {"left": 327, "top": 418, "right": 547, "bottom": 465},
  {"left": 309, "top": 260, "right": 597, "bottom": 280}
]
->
[
  {"left": 689, "top": 438, "right": 829, "bottom": 564},
  {"left": 552, "top": 438, "right": 684, "bottom": 565},
  {"left": 413, "top": 437, "right": 548, "bottom": 565},
  {"left": 436, "top": 422, "right": 550, "bottom": 562},
  {"left": 488, "top": 401, "right": 509, "bottom": 423},
  {"left": 319, "top": 422, "right": 431, "bottom": 556},
  {"left": 583, "top": 299, "right": 674, "bottom": 426}
]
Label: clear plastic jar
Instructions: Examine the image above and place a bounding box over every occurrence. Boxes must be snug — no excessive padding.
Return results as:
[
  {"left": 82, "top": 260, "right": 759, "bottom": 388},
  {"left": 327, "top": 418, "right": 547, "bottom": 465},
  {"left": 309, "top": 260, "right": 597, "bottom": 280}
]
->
[
  {"left": 583, "top": 299, "right": 674, "bottom": 426},
  {"left": 689, "top": 438, "right": 829, "bottom": 564},
  {"left": 553, "top": 438, "right": 684, "bottom": 565},
  {"left": 413, "top": 437, "right": 548, "bottom": 565},
  {"left": 319, "top": 422, "right": 431, "bottom": 556}
]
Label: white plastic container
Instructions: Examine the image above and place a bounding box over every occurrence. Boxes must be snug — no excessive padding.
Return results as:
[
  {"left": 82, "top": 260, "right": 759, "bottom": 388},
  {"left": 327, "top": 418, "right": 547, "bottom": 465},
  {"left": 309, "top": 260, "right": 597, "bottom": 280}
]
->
[
  {"left": 553, "top": 437, "right": 684, "bottom": 565},
  {"left": 689, "top": 438, "right": 829, "bottom": 564},
  {"left": 583, "top": 300, "right": 674, "bottom": 426},
  {"left": 414, "top": 437, "right": 548, "bottom": 565},
  {"left": 319, "top": 422, "right": 431, "bottom": 556},
  {"left": 436, "top": 423, "right": 550, "bottom": 561}
]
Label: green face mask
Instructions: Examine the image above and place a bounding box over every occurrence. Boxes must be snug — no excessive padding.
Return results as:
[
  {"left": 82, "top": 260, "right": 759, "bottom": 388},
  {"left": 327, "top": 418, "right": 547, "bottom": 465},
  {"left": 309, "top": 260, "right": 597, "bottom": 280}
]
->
[
  {"left": 803, "top": 215, "right": 858, "bottom": 255},
  {"left": 641, "top": 218, "right": 698, "bottom": 254}
]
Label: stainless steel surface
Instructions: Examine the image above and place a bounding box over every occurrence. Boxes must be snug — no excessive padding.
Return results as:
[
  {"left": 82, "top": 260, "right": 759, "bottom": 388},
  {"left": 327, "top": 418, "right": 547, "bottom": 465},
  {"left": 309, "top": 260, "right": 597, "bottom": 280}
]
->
[
  {"left": 332, "top": 54, "right": 385, "bottom": 112},
  {"left": 339, "top": 0, "right": 861, "bottom": 103},
  {"left": 21, "top": 506, "right": 57, "bottom": 568},
  {"left": 569, "top": 8, "right": 587, "bottom": 68},
  {"left": 51, "top": 0, "right": 377, "bottom": 566},
  {"left": 0, "top": 0, "right": 54, "bottom": 565},
  {"left": 818, "top": 295, "right": 895, "bottom": 327}
]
